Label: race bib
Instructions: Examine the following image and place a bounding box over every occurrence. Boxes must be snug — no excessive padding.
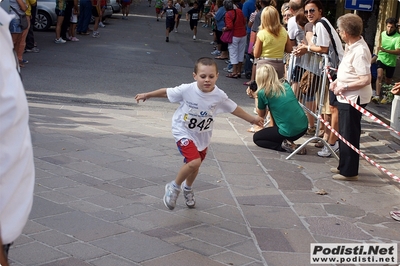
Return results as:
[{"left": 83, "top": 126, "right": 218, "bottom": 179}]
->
[{"left": 183, "top": 109, "right": 214, "bottom": 133}]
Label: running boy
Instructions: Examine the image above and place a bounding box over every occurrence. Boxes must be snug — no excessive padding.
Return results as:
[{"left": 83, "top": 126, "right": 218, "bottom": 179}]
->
[
  {"left": 186, "top": 1, "right": 200, "bottom": 40},
  {"left": 135, "top": 57, "right": 264, "bottom": 210},
  {"left": 160, "top": 0, "right": 178, "bottom": 42}
]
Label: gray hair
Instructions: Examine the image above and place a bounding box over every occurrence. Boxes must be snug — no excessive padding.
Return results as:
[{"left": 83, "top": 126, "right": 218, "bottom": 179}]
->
[{"left": 223, "top": 0, "right": 234, "bottom": 10}]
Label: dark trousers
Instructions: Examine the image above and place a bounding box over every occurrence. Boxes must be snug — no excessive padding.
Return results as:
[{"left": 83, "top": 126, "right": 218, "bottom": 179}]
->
[
  {"left": 253, "top": 126, "right": 307, "bottom": 151},
  {"left": 77, "top": 0, "right": 92, "bottom": 33},
  {"left": 25, "top": 5, "right": 36, "bottom": 49},
  {"left": 61, "top": 1, "right": 73, "bottom": 39},
  {"left": 216, "top": 30, "right": 228, "bottom": 52},
  {"left": 337, "top": 99, "right": 366, "bottom": 177},
  {"left": 244, "top": 32, "right": 252, "bottom": 76}
]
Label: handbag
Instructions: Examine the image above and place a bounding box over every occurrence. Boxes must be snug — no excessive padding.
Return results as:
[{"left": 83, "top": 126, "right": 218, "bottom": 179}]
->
[
  {"left": 10, "top": 6, "right": 29, "bottom": 30},
  {"left": 221, "top": 30, "right": 233, "bottom": 44},
  {"left": 299, "top": 70, "right": 320, "bottom": 97},
  {"left": 221, "top": 10, "right": 236, "bottom": 44}
]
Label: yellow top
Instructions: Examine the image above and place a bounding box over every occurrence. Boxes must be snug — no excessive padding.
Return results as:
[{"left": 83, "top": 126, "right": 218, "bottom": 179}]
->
[
  {"left": 257, "top": 27, "right": 287, "bottom": 59},
  {"left": 25, "top": 0, "right": 37, "bottom": 16}
]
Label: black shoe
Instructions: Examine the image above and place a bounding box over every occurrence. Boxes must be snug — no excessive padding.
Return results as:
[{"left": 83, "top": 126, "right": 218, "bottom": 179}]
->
[{"left": 166, "top": 37, "right": 169, "bottom": 42}]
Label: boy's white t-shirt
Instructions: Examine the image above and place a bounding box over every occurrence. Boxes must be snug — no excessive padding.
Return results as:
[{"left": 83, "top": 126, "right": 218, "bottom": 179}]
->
[{"left": 167, "top": 82, "right": 237, "bottom": 151}]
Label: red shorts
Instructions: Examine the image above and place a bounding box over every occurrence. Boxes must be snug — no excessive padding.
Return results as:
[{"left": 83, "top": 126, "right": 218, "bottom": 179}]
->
[
  {"left": 177, "top": 138, "right": 207, "bottom": 163},
  {"left": 156, "top": 7, "right": 162, "bottom": 14}
]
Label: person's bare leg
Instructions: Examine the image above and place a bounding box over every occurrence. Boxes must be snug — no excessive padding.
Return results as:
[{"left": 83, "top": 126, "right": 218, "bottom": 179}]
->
[
  {"left": 55, "top": 16, "right": 64, "bottom": 39},
  {"left": 376, "top": 68, "right": 383, "bottom": 98},
  {"left": 305, "top": 100, "right": 316, "bottom": 130},
  {"left": 237, "top": 62, "right": 242, "bottom": 76},
  {"left": 174, "top": 158, "right": 201, "bottom": 186},
  {"left": 327, "top": 106, "right": 338, "bottom": 145}
]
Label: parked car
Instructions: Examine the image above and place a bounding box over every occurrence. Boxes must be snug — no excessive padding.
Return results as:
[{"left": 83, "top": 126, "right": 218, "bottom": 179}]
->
[
  {"left": 35, "top": 0, "right": 57, "bottom": 31},
  {"left": 34, "top": 0, "right": 112, "bottom": 31},
  {"left": 109, "top": 0, "right": 121, "bottom": 13}
]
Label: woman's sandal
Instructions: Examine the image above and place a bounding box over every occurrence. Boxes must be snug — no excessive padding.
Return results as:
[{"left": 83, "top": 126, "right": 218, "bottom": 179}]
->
[
  {"left": 247, "top": 125, "right": 263, "bottom": 133},
  {"left": 215, "top": 56, "right": 229, "bottom": 60},
  {"left": 226, "top": 73, "right": 239, "bottom": 79}
]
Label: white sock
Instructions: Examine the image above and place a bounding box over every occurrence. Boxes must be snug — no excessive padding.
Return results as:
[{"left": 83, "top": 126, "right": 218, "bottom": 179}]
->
[
  {"left": 171, "top": 181, "right": 179, "bottom": 189},
  {"left": 182, "top": 181, "right": 192, "bottom": 190}
]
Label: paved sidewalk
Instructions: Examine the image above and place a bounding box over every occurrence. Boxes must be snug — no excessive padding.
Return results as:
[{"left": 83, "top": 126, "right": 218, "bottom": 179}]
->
[{"left": 7, "top": 100, "right": 400, "bottom": 266}]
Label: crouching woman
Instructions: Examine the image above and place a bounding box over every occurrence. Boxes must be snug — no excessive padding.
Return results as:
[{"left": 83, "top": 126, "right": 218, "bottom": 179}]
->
[{"left": 253, "top": 64, "right": 308, "bottom": 153}]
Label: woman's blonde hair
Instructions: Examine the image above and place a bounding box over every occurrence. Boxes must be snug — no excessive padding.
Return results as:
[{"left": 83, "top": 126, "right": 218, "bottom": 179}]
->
[
  {"left": 255, "top": 64, "right": 285, "bottom": 98},
  {"left": 259, "top": 6, "right": 283, "bottom": 37}
]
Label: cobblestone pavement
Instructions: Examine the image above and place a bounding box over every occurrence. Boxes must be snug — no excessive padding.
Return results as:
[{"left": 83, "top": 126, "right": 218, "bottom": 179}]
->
[{"left": 6, "top": 99, "right": 400, "bottom": 266}]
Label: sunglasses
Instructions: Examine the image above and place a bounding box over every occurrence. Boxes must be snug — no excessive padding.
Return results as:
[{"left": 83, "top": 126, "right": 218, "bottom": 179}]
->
[{"left": 304, "top": 8, "right": 316, "bottom": 15}]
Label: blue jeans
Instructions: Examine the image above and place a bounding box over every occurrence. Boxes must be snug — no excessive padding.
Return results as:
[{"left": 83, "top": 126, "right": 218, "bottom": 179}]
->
[{"left": 77, "top": 0, "right": 92, "bottom": 33}]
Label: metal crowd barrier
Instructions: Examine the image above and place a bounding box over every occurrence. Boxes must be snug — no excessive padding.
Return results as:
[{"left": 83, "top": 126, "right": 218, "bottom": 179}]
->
[{"left": 285, "top": 52, "right": 339, "bottom": 160}]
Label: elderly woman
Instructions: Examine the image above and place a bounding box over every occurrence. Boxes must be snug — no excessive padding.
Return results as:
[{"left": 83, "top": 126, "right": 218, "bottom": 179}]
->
[
  {"left": 280, "top": 2, "right": 293, "bottom": 29},
  {"left": 223, "top": 0, "right": 247, "bottom": 78},
  {"left": 329, "top": 13, "right": 372, "bottom": 181}
]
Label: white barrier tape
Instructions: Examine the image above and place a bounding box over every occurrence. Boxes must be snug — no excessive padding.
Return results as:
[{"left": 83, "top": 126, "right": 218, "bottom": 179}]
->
[
  {"left": 316, "top": 85, "right": 400, "bottom": 182},
  {"left": 325, "top": 66, "right": 400, "bottom": 137}
]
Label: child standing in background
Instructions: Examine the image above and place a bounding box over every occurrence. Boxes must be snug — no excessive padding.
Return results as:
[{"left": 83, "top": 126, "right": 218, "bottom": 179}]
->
[{"left": 68, "top": 7, "right": 79, "bottom": 41}]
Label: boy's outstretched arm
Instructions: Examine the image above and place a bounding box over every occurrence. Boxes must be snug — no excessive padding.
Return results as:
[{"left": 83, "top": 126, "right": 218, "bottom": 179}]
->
[
  {"left": 135, "top": 88, "right": 168, "bottom": 103},
  {"left": 231, "top": 106, "right": 264, "bottom": 127}
]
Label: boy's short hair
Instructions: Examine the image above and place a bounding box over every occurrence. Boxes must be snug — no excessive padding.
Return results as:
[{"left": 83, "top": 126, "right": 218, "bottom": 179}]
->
[
  {"left": 194, "top": 57, "right": 218, "bottom": 73},
  {"left": 193, "top": 1, "right": 198, "bottom": 5}
]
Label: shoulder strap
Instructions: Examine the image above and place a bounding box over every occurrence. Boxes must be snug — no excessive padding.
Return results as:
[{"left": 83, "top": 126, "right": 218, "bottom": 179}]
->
[
  {"left": 226, "top": 10, "right": 236, "bottom": 24},
  {"left": 10, "top": 5, "right": 20, "bottom": 15},
  {"left": 317, "top": 19, "right": 338, "bottom": 58}
]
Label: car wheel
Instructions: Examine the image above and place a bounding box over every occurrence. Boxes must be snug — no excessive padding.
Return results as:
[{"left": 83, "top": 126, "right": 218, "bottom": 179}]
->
[{"left": 35, "top": 10, "right": 51, "bottom": 31}]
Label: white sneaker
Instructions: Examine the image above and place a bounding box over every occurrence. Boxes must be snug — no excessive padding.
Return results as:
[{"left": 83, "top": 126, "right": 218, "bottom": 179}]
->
[
  {"left": 174, "top": 28, "right": 178, "bottom": 32},
  {"left": 211, "top": 50, "right": 221, "bottom": 55},
  {"left": 54, "top": 38, "right": 66, "bottom": 44},
  {"left": 181, "top": 182, "right": 195, "bottom": 208},
  {"left": 193, "top": 35, "right": 196, "bottom": 40},
  {"left": 92, "top": 31, "right": 100, "bottom": 38},
  {"left": 318, "top": 141, "right": 339, "bottom": 157},
  {"left": 99, "top": 22, "right": 106, "bottom": 28},
  {"left": 163, "top": 182, "right": 180, "bottom": 210}
]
